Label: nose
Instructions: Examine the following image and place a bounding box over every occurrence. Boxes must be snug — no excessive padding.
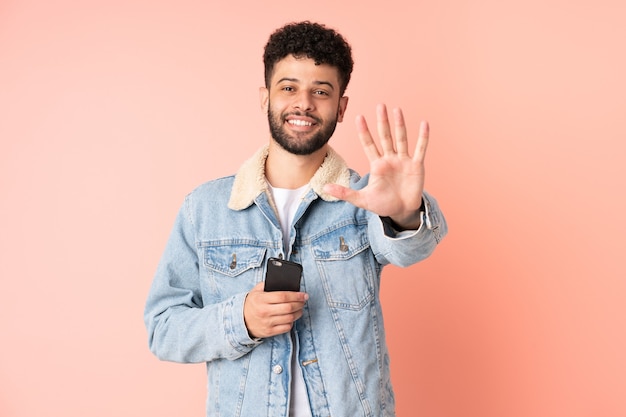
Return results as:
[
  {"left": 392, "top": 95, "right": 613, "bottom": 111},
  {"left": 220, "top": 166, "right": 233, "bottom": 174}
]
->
[{"left": 292, "top": 90, "right": 314, "bottom": 112}]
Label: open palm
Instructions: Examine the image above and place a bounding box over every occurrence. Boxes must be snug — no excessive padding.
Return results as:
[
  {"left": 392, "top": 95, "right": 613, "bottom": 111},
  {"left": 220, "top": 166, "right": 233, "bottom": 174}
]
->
[{"left": 324, "top": 104, "right": 429, "bottom": 230}]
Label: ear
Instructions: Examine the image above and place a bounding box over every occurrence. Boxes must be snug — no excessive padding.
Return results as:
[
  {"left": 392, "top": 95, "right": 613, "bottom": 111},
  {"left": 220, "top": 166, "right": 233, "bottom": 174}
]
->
[
  {"left": 259, "top": 87, "right": 269, "bottom": 113},
  {"left": 337, "top": 96, "right": 349, "bottom": 123}
]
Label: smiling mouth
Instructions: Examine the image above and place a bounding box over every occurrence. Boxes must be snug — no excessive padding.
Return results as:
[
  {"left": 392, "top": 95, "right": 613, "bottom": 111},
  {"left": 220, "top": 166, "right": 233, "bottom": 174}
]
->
[
  {"left": 287, "top": 119, "right": 313, "bottom": 127},
  {"left": 284, "top": 111, "right": 320, "bottom": 128}
]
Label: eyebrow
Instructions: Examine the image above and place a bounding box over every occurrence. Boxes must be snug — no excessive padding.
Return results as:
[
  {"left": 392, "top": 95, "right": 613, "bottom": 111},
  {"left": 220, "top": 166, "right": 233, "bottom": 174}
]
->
[{"left": 275, "top": 77, "right": 335, "bottom": 90}]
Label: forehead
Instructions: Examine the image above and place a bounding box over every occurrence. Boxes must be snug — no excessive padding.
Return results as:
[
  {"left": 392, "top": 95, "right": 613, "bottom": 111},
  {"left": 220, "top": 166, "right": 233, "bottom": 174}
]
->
[{"left": 270, "top": 55, "right": 340, "bottom": 88}]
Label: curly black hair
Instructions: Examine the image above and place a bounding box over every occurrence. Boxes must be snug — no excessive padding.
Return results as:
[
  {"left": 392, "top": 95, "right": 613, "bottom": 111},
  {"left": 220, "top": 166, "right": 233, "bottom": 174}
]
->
[{"left": 263, "top": 21, "right": 354, "bottom": 95}]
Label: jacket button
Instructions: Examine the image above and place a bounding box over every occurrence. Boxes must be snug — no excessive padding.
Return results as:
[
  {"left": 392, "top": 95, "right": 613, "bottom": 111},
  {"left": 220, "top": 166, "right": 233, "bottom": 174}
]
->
[{"left": 272, "top": 365, "right": 283, "bottom": 374}]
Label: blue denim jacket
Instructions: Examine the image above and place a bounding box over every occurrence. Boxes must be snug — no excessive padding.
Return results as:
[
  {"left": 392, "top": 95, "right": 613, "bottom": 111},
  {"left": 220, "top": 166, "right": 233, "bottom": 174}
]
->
[{"left": 144, "top": 146, "right": 447, "bottom": 417}]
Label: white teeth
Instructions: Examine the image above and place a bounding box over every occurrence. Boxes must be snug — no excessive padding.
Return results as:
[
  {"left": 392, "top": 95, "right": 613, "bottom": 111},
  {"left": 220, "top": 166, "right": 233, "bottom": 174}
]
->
[{"left": 288, "top": 119, "right": 312, "bottom": 126}]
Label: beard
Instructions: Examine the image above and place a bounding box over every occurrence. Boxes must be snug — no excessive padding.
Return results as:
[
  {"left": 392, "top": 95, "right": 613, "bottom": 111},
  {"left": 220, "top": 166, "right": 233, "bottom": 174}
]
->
[{"left": 267, "top": 105, "right": 339, "bottom": 156}]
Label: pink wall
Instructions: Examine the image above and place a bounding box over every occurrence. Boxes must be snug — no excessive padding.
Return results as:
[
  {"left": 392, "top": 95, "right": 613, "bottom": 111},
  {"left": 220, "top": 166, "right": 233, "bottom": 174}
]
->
[{"left": 1, "top": 1, "right": 625, "bottom": 416}]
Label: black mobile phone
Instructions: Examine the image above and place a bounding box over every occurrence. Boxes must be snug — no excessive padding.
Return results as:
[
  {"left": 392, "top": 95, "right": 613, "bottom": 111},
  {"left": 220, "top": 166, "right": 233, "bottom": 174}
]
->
[{"left": 264, "top": 258, "right": 302, "bottom": 292}]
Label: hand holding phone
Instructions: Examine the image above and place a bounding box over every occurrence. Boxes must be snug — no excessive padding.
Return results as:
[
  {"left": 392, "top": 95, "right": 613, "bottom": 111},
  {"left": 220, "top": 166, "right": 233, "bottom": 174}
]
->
[{"left": 264, "top": 258, "right": 302, "bottom": 292}]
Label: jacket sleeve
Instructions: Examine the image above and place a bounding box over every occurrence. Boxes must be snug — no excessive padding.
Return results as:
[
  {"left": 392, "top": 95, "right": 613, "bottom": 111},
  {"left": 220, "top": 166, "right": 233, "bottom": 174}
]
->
[
  {"left": 143, "top": 197, "right": 262, "bottom": 364},
  {"left": 368, "top": 190, "right": 448, "bottom": 267}
]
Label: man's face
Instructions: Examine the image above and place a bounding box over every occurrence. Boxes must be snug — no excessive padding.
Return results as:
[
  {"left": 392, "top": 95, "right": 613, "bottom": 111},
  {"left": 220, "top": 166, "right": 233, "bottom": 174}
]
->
[{"left": 261, "top": 55, "right": 348, "bottom": 155}]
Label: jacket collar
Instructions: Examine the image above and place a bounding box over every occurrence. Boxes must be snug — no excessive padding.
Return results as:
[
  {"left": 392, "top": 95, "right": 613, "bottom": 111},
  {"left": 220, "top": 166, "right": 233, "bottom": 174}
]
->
[{"left": 228, "top": 145, "right": 351, "bottom": 211}]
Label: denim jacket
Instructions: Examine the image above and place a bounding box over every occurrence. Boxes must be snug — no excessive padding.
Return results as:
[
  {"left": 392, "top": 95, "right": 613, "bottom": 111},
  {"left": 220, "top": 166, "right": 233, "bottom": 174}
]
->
[{"left": 144, "top": 146, "right": 447, "bottom": 417}]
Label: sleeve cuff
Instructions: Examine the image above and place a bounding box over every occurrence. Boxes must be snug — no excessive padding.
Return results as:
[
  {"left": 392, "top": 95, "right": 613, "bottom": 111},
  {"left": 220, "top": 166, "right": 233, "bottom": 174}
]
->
[
  {"left": 223, "top": 292, "right": 264, "bottom": 353},
  {"left": 380, "top": 197, "right": 427, "bottom": 237}
]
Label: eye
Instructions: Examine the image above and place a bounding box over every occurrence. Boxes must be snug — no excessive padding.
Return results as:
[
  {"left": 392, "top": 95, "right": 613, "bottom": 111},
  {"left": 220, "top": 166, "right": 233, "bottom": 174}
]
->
[
  {"left": 314, "top": 90, "right": 329, "bottom": 96},
  {"left": 282, "top": 86, "right": 295, "bottom": 92}
]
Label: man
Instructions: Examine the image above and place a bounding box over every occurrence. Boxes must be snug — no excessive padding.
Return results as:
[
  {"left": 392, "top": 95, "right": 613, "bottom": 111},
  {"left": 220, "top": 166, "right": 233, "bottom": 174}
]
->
[{"left": 144, "top": 21, "right": 447, "bottom": 417}]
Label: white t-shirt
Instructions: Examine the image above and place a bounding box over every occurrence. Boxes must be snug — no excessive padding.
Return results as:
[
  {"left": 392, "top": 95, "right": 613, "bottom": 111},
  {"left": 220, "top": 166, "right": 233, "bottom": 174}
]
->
[{"left": 267, "top": 182, "right": 313, "bottom": 417}]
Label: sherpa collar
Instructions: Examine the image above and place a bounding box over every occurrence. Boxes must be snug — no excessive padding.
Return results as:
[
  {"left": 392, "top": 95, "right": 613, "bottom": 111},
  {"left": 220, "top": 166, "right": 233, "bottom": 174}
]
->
[{"left": 227, "top": 145, "right": 351, "bottom": 211}]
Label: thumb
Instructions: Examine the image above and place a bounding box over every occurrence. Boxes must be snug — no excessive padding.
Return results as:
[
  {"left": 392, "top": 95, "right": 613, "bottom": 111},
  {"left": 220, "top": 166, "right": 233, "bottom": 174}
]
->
[{"left": 323, "top": 183, "right": 364, "bottom": 208}]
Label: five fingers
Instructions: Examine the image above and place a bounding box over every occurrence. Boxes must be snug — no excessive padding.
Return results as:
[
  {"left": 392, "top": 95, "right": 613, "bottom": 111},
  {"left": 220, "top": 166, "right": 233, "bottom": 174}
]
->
[{"left": 356, "top": 104, "right": 429, "bottom": 161}]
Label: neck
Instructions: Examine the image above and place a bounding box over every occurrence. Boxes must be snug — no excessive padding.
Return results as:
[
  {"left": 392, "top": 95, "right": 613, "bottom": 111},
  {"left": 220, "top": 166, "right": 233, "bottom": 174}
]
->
[{"left": 265, "top": 140, "right": 327, "bottom": 189}]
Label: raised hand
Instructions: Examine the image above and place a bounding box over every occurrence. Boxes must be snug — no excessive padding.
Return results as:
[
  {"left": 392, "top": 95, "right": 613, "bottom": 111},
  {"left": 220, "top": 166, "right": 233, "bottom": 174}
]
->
[{"left": 323, "top": 104, "right": 429, "bottom": 230}]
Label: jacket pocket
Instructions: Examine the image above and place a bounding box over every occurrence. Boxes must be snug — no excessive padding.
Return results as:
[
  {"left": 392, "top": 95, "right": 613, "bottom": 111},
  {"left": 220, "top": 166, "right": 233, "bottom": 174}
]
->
[
  {"left": 312, "top": 223, "right": 374, "bottom": 310},
  {"left": 200, "top": 242, "right": 267, "bottom": 300}
]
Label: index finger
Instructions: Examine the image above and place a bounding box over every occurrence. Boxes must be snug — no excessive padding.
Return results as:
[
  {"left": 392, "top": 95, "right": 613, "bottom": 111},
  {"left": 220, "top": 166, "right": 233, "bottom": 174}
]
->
[
  {"left": 355, "top": 114, "right": 382, "bottom": 161},
  {"left": 262, "top": 290, "right": 309, "bottom": 304}
]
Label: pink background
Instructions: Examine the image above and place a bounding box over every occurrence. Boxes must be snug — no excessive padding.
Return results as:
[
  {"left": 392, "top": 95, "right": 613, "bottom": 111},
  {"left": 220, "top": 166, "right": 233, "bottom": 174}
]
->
[{"left": 1, "top": 1, "right": 625, "bottom": 416}]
